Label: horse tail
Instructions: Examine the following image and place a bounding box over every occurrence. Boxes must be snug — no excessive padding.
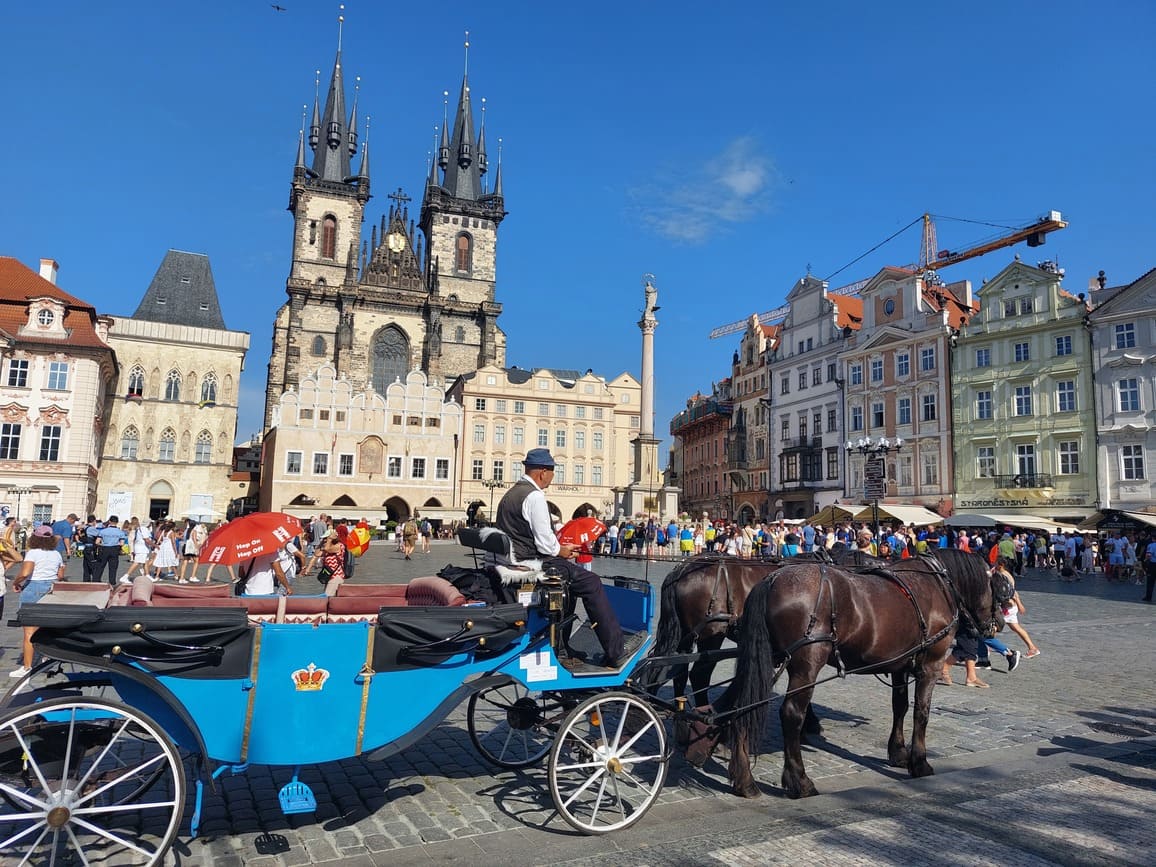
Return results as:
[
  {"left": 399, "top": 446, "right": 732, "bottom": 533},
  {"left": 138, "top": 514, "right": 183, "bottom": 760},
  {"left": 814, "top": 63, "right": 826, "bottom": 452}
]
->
[
  {"left": 717, "top": 576, "right": 778, "bottom": 760},
  {"left": 639, "top": 562, "right": 696, "bottom": 689}
]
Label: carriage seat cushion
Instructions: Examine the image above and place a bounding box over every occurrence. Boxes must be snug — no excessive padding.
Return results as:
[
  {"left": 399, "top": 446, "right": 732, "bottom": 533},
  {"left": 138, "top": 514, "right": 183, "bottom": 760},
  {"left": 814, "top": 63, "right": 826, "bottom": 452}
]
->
[
  {"left": 406, "top": 576, "right": 466, "bottom": 607},
  {"left": 40, "top": 582, "right": 112, "bottom": 609},
  {"left": 327, "top": 578, "right": 464, "bottom": 622}
]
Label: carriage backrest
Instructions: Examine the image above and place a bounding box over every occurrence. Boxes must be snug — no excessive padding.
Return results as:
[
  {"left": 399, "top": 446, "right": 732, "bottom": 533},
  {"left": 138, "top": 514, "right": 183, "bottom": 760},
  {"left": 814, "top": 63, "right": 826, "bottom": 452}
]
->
[{"left": 457, "top": 527, "right": 512, "bottom": 557}]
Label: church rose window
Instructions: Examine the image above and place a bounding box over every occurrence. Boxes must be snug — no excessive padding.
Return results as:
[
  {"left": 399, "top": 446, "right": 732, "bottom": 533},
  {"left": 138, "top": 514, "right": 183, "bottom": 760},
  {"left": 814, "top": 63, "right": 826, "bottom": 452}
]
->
[{"left": 371, "top": 326, "right": 410, "bottom": 394}]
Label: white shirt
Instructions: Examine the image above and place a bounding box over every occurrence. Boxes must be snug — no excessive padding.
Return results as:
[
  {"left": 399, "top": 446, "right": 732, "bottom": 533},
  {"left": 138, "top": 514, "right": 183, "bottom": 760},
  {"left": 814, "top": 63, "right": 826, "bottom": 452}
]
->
[
  {"left": 242, "top": 552, "right": 279, "bottom": 595},
  {"left": 23, "top": 548, "right": 64, "bottom": 582},
  {"left": 517, "top": 474, "right": 561, "bottom": 558}
]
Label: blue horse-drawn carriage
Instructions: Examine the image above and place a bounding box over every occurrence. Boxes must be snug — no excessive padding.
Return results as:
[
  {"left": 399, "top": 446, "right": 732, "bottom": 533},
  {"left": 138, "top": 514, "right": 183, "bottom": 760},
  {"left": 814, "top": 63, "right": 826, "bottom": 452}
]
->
[{"left": 0, "top": 530, "right": 682, "bottom": 864}]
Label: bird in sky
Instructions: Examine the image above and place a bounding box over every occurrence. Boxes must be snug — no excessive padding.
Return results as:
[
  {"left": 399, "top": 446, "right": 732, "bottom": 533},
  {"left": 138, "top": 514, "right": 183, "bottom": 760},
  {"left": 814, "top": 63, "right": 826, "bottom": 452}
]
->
[{"left": 271, "top": 4, "right": 287, "bottom": 11}]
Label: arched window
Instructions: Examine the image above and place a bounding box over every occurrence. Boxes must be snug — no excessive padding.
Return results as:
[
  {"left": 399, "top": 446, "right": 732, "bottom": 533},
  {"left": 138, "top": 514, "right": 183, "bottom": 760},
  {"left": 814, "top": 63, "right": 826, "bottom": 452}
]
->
[
  {"left": 454, "top": 326, "right": 465, "bottom": 343},
  {"left": 164, "top": 370, "right": 181, "bottom": 402},
  {"left": 321, "top": 215, "right": 337, "bottom": 259},
  {"left": 120, "top": 426, "right": 139, "bottom": 459},
  {"left": 194, "top": 430, "right": 213, "bottom": 464},
  {"left": 455, "top": 233, "right": 472, "bottom": 272},
  {"left": 312, "top": 335, "right": 327, "bottom": 356},
  {"left": 127, "top": 366, "right": 145, "bottom": 397},
  {"left": 200, "top": 373, "right": 218, "bottom": 405},
  {"left": 371, "top": 326, "right": 410, "bottom": 394},
  {"left": 158, "top": 428, "right": 176, "bottom": 462}
]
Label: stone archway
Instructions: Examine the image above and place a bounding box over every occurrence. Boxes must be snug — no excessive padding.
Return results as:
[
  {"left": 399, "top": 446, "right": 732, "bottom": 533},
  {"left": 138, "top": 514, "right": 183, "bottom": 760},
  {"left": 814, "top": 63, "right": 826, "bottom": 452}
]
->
[
  {"left": 571, "top": 502, "right": 598, "bottom": 520},
  {"left": 383, "top": 496, "right": 409, "bottom": 523}
]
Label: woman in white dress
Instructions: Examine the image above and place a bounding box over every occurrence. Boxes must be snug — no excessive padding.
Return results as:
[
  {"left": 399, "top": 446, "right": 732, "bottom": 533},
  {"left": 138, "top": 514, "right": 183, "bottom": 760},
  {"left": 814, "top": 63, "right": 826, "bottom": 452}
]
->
[
  {"left": 122, "top": 517, "right": 154, "bottom": 581},
  {"left": 151, "top": 521, "right": 180, "bottom": 580}
]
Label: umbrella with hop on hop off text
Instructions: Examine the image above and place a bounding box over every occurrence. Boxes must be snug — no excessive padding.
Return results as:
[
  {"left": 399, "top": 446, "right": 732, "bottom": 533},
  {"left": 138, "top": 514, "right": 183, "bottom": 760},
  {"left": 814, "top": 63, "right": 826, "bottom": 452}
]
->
[{"left": 198, "top": 512, "right": 304, "bottom": 565}]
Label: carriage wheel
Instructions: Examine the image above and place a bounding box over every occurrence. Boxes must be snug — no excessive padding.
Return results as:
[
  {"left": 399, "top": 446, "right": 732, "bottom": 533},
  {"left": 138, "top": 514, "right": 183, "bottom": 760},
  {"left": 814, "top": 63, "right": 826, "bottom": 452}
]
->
[
  {"left": 548, "top": 691, "right": 668, "bottom": 834},
  {"left": 467, "top": 682, "right": 569, "bottom": 769},
  {"left": 0, "top": 696, "right": 186, "bottom": 866}
]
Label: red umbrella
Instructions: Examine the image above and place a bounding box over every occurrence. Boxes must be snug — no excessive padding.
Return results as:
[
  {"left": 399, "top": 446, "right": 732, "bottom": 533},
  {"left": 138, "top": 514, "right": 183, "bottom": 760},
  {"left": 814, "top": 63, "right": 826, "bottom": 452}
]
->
[
  {"left": 557, "top": 517, "right": 607, "bottom": 546},
  {"left": 199, "top": 512, "right": 303, "bottom": 565}
]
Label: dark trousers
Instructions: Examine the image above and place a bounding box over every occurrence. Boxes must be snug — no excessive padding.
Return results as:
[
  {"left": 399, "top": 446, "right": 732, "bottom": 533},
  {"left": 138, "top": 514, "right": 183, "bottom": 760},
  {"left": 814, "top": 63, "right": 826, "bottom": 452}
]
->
[
  {"left": 101, "top": 550, "right": 121, "bottom": 585},
  {"left": 82, "top": 548, "right": 100, "bottom": 582},
  {"left": 544, "top": 557, "right": 624, "bottom": 661},
  {"left": 1144, "top": 562, "right": 1156, "bottom": 601}
]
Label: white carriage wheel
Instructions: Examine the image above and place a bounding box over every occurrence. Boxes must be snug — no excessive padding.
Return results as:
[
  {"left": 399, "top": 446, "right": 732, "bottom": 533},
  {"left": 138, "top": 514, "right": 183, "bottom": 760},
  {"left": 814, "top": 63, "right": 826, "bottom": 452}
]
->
[
  {"left": 0, "top": 696, "right": 186, "bottom": 866},
  {"left": 547, "top": 691, "right": 668, "bottom": 834},
  {"left": 467, "top": 682, "right": 568, "bottom": 769}
]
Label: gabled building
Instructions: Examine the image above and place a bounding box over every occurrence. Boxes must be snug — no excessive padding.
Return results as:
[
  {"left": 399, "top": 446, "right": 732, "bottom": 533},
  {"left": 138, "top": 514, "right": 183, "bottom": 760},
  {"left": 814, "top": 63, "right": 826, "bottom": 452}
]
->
[
  {"left": 100, "top": 251, "right": 249, "bottom": 522},
  {"left": 0, "top": 257, "right": 117, "bottom": 521},
  {"left": 1086, "top": 267, "right": 1156, "bottom": 512},
  {"left": 670, "top": 381, "right": 732, "bottom": 521},
  {"left": 951, "top": 259, "right": 1094, "bottom": 523},
  {"left": 767, "top": 276, "right": 863, "bottom": 519},
  {"left": 262, "top": 366, "right": 463, "bottom": 525},
  {"left": 842, "top": 268, "right": 973, "bottom": 515},
  {"left": 726, "top": 315, "right": 777, "bottom": 523},
  {"left": 265, "top": 33, "right": 507, "bottom": 430}
]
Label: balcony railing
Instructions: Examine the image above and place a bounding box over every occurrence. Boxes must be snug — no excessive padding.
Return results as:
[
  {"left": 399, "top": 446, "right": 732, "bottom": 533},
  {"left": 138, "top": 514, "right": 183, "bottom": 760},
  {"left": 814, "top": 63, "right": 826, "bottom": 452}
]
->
[
  {"left": 992, "top": 473, "right": 1055, "bottom": 489},
  {"left": 780, "top": 436, "right": 823, "bottom": 452}
]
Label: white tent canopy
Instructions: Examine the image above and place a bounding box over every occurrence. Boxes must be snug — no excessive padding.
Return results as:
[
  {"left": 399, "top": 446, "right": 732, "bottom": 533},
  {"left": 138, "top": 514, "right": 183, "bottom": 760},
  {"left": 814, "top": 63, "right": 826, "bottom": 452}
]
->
[{"left": 853, "top": 504, "right": 944, "bottom": 526}]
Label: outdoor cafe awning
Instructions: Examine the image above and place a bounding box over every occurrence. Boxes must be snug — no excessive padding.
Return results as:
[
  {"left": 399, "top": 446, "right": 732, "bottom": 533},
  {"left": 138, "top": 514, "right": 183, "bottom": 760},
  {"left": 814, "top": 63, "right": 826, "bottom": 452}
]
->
[
  {"left": 946, "top": 513, "right": 1082, "bottom": 533},
  {"left": 1079, "top": 510, "right": 1156, "bottom": 531},
  {"left": 853, "top": 504, "right": 944, "bottom": 527},
  {"left": 809, "top": 504, "right": 860, "bottom": 527}
]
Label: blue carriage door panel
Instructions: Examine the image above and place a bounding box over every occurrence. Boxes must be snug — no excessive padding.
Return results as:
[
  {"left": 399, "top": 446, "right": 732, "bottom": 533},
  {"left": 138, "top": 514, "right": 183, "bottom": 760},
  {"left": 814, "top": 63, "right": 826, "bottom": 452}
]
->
[{"left": 244, "top": 622, "right": 372, "bottom": 766}]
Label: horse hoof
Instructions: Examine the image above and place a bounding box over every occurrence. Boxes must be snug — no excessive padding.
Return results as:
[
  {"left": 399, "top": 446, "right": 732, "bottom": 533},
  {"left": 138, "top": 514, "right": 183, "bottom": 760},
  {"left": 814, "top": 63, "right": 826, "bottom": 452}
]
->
[
  {"left": 909, "top": 760, "right": 934, "bottom": 778},
  {"left": 783, "top": 779, "right": 819, "bottom": 799},
  {"left": 888, "top": 749, "right": 910, "bottom": 768},
  {"left": 733, "top": 782, "right": 761, "bottom": 799}
]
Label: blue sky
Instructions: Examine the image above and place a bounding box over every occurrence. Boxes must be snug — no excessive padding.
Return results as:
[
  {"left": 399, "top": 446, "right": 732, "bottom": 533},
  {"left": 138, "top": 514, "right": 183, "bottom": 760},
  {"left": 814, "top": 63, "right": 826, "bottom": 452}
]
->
[{"left": 4, "top": 1, "right": 1154, "bottom": 450}]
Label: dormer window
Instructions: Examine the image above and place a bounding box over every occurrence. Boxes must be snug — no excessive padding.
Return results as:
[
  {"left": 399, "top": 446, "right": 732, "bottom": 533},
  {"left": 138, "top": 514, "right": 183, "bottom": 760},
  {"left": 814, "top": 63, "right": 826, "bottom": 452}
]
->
[
  {"left": 180, "top": 275, "right": 191, "bottom": 285},
  {"left": 37, "top": 310, "right": 54, "bottom": 326}
]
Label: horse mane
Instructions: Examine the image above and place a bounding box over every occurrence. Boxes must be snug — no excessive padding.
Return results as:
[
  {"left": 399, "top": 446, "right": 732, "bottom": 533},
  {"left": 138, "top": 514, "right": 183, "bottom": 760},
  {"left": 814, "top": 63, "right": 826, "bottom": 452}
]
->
[{"left": 921, "top": 547, "right": 990, "bottom": 607}]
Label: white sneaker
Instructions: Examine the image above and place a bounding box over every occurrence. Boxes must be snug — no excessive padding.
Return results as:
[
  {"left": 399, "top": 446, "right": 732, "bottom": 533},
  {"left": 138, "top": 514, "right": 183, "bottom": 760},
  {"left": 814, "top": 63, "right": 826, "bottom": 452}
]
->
[
  {"left": 189, "top": 577, "right": 200, "bottom": 583},
  {"left": 8, "top": 666, "right": 30, "bottom": 679},
  {"left": 118, "top": 577, "right": 132, "bottom": 585}
]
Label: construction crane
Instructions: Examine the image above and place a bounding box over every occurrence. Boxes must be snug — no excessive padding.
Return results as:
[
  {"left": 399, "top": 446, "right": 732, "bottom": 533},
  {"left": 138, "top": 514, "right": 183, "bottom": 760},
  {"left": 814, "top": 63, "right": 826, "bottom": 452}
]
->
[{"left": 708, "top": 210, "right": 1068, "bottom": 340}]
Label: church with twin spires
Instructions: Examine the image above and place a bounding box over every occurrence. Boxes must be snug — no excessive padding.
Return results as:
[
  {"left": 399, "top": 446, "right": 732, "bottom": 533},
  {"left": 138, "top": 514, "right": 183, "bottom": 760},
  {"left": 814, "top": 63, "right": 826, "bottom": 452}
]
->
[{"left": 263, "top": 35, "right": 508, "bottom": 431}]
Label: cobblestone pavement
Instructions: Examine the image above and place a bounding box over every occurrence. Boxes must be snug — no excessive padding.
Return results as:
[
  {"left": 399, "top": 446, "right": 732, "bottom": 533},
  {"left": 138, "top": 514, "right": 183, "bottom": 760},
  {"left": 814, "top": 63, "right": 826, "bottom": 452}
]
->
[{"left": 3, "top": 544, "right": 1155, "bottom": 865}]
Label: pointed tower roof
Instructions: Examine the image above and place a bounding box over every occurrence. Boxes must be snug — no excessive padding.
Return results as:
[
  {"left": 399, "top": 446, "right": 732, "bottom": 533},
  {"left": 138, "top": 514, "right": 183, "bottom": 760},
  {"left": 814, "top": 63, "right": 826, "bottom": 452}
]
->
[
  {"left": 311, "top": 51, "right": 352, "bottom": 182},
  {"left": 442, "top": 77, "right": 483, "bottom": 200},
  {"left": 133, "top": 250, "right": 226, "bottom": 329}
]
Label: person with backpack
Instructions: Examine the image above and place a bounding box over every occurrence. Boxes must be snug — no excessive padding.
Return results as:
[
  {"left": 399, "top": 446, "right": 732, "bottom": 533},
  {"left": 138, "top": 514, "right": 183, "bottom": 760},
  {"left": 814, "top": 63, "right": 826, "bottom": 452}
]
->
[
  {"left": 402, "top": 517, "right": 419, "bottom": 560},
  {"left": 419, "top": 518, "right": 433, "bottom": 554}
]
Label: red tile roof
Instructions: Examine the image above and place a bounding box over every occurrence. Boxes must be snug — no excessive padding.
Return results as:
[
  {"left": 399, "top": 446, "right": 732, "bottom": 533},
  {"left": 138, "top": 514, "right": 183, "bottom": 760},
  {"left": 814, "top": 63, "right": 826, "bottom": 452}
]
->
[
  {"left": 834, "top": 295, "right": 864, "bottom": 329},
  {"left": 0, "top": 256, "right": 110, "bottom": 349}
]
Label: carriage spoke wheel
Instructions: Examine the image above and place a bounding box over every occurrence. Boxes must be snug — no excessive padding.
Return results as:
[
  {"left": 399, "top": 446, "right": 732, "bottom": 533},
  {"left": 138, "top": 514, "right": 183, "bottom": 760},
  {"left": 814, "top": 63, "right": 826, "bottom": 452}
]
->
[
  {"left": 0, "top": 696, "right": 186, "bottom": 866},
  {"left": 548, "top": 691, "right": 668, "bottom": 834},
  {"left": 1, "top": 659, "right": 115, "bottom": 709},
  {"left": 468, "top": 683, "right": 569, "bottom": 769}
]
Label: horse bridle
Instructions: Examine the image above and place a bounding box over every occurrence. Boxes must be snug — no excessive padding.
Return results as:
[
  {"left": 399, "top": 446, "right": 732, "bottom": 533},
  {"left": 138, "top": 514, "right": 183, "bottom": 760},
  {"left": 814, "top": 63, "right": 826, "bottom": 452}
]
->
[{"left": 931, "top": 555, "right": 1011, "bottom": 639}]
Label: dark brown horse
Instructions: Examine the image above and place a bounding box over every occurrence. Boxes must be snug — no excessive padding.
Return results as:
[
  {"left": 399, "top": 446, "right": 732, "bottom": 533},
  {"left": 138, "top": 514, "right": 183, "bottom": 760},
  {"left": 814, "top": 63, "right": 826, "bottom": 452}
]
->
[{"left": 717, "top": 548, "right": 1011, "bottom": 799}]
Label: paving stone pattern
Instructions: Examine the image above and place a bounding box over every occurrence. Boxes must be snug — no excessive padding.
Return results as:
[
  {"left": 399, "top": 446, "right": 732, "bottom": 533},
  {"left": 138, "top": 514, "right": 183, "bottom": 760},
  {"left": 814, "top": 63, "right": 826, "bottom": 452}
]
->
[{"left": 3, "top": 544, "right": 1155, "bottom": 864}]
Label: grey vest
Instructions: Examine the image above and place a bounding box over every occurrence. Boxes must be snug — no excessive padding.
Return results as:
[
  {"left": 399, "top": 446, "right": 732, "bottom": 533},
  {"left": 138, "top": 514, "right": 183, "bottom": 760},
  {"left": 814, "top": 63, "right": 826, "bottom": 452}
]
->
[{"left": 495, "top": 479, "right": 541, "bottom": 562}]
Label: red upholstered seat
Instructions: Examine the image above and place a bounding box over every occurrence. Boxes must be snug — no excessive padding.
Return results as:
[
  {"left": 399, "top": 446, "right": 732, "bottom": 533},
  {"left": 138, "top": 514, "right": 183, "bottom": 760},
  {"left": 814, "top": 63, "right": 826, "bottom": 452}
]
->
[
  {"left": 405, "top": 576, "right": 465, "bottom": 607},
  {"left": 334, "top": 583, "right": 408, "bottom": 597}
]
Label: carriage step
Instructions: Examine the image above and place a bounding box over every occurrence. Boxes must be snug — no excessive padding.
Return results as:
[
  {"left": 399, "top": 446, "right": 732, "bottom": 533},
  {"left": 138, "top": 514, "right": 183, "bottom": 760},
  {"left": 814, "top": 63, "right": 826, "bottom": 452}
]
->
[
  {"left": 279, "top": 768, "right": 317, "bottom": 815},
  {"left": 558, "top": 629, "right": 648, "bottom": 677}
]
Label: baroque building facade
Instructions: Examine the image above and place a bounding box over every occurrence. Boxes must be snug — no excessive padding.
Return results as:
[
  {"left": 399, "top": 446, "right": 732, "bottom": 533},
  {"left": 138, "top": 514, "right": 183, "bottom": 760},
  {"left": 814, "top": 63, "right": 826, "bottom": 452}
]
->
[
  {"left": 766, "top": 277, "right": 863, "bottom": 519},
  {"left": 951, "top": 259, "right": 1096, "bottom": 523},
  {"left": 264, "top": 39, "right": 506, "bottom": 432},
  {"left": 669, "top": 381, "right": 733, "bottom": 521},
  {"left": 0, "top": 257, "right": 116, "bottom": 522},
  {"left": 1086, "top": 267, "right": 1156, "bottom": 512},
  {"left": 726, "top": 315, "right": 776, "bottom": 523},
  {"left": 99, "top": 251, "right": 249, "bottom": 522},
  {"left": 449, "top": 366, "right": 642, "bottom": 525},
  {"left": 841, "top": 268, "right": 974, "bottom": 515},
  {"left": 261, "top": 366, "right": 463, "bottom": 525}
]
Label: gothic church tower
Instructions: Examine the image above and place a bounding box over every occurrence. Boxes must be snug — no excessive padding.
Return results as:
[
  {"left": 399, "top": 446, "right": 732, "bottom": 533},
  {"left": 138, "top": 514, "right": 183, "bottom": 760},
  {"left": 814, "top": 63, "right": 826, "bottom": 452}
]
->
[{"left": 264, "top": 25, "right": 507, "bottom": 431}]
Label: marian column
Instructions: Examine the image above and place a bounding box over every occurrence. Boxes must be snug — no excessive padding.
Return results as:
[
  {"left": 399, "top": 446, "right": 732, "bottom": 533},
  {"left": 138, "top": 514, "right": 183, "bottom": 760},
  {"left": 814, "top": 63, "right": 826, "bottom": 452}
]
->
[{"left": 620, "top": 276, "right": 679, "bottom": 521}]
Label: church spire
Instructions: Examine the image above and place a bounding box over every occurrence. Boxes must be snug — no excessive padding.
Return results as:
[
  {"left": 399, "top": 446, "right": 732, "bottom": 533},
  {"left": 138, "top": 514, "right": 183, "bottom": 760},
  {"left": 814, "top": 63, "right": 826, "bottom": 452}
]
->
[
  {"left": 441, "top": 33, "right": 484, "bottom": 201},
  {"left": 310, "top": 9, "right": 353, "bottom": 183}
]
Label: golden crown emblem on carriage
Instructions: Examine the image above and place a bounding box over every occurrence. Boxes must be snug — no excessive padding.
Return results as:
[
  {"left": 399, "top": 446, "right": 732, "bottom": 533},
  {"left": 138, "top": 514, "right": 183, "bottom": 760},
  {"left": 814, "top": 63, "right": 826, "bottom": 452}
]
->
[{"left": 291, "top": 663, "right": 330, "bottom": 692}]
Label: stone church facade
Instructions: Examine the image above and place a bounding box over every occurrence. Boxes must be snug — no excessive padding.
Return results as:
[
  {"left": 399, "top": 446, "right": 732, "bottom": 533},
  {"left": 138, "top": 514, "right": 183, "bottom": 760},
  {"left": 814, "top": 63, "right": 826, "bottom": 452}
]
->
[{"left": 263, "top": 39, "right": 507, "bottom": 432}]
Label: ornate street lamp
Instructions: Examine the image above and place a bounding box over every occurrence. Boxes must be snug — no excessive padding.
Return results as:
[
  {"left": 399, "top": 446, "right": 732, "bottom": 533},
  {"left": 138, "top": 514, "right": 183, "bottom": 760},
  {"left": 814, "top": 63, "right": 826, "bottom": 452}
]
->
[
  {"left": 481, "top": 478, "right": 507, "bottom": 526},
  {"left": 844, "top": 437, "right": 904, "bottom": 539}
]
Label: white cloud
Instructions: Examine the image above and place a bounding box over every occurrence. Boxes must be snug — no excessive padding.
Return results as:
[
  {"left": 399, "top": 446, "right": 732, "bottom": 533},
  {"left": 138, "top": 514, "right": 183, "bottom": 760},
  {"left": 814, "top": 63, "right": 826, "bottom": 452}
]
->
[{"left": 630, "top": 136, "right": 776, "bottom": 244}]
